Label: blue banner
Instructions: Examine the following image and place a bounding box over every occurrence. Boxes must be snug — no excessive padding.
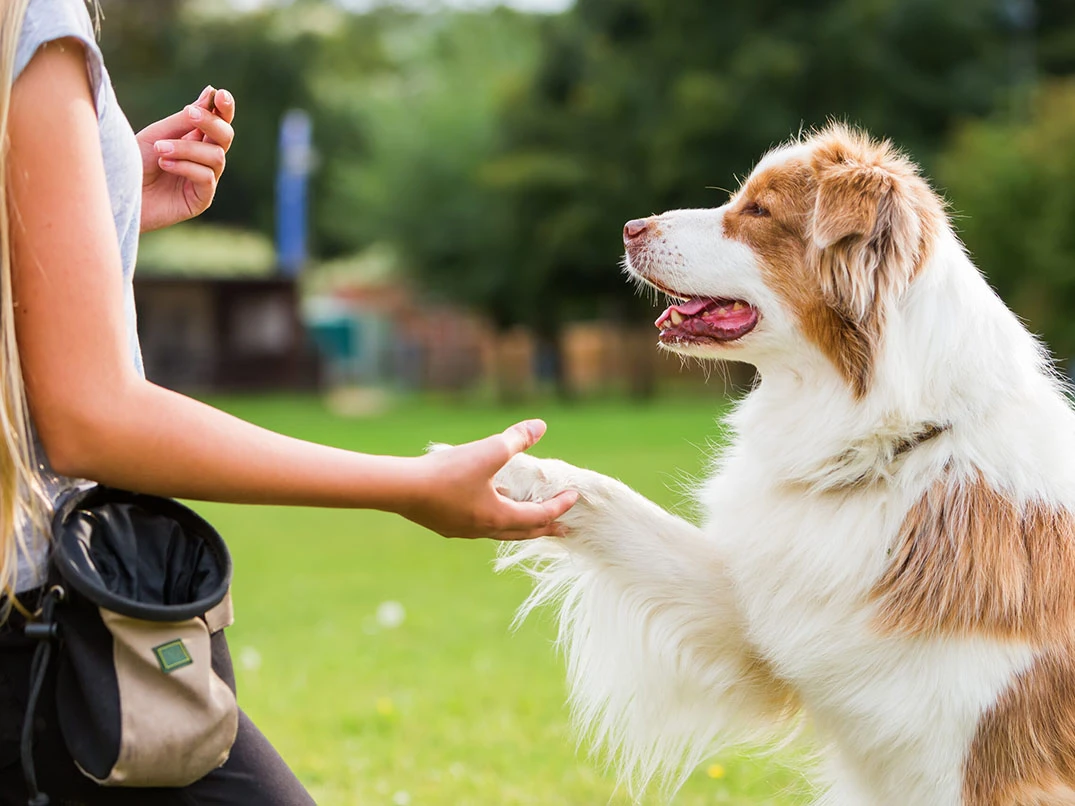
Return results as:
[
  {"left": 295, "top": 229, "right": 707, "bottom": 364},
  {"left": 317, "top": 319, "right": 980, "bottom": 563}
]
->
[{"left": 276, "top": 109, "right": 313, "bottom": 276}]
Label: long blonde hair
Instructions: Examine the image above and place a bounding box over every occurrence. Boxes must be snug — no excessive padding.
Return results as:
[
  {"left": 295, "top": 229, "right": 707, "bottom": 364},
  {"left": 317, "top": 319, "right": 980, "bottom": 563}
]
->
[
  {"left": 0, "top": 0, "right": 104, "bottom": 615},
  {"left": 0, "top": 0, "right": 54, "bottom": 615}
]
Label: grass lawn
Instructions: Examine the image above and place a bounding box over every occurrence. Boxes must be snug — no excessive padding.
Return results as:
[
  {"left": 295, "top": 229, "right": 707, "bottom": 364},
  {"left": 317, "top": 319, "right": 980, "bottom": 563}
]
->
[{"left": 194, "top": 394, "right": 813, "bottom": 805}]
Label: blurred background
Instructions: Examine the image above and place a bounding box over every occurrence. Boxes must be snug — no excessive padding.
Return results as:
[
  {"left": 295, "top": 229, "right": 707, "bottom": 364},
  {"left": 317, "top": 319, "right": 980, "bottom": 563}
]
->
[
  {"left": 105, "top": 0, "right": 1075, "bottom": 404},
  {"left": 96, "top": 0, "right": 1075, "bottom": 803}
]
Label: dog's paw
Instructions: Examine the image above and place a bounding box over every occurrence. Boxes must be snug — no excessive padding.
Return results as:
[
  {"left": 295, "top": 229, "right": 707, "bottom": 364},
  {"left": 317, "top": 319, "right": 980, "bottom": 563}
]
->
[
  {"left": 494, "top": 453, "right": 552, "bottom": 500},
  {"left": 495, "top": 454, "right": 597, "bottom": 523}
]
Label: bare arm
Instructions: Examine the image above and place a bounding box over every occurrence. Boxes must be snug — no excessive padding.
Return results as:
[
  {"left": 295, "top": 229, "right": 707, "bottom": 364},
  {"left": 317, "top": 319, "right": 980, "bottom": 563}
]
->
[{"left": 8, "top": 40, "right": 575, "bottom": 540}]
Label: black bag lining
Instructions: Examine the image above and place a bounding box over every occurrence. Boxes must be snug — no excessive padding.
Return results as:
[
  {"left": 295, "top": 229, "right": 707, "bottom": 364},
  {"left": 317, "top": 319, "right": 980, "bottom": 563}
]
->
[{"left": 50, "top": 487, "right": 232, "bottom": 622}]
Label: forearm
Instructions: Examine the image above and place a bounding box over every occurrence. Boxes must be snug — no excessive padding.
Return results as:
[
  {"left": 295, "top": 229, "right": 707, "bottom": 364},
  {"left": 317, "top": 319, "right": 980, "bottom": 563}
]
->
[{"left": 42, "top": 377, "right": 419, "bottom": 511}]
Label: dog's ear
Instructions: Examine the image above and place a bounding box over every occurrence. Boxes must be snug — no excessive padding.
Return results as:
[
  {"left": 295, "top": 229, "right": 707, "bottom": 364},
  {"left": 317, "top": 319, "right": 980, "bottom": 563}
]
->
[{"left": 809, "top": 136, "right": 925, "bottom": 324}]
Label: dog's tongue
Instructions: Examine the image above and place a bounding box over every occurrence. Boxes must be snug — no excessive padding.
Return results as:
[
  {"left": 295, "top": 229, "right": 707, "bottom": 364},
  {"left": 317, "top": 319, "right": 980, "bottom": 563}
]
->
[
  {"left": 673, "top": 299, "right": 710, "bottom": 316},
  {"left": 655, "top": 299, "right": 711, "bottom": 328}
]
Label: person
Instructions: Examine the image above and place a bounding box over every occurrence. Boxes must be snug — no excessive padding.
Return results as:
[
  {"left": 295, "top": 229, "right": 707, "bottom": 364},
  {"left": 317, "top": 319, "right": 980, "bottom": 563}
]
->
[{"left": 0, "top": 0, "right": 577, "bottom": 803}]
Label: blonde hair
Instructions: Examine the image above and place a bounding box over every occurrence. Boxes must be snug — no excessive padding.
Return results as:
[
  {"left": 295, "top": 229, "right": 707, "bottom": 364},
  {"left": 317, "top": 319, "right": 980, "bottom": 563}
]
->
[{"left": 0, "top": 0, "right": 51, "bottom": 617}]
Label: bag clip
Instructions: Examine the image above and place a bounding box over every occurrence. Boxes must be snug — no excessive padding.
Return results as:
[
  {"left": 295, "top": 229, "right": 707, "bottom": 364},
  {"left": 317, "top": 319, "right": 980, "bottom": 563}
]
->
[{"left": 21, "top": 585, "right": 65, "bottom": 806}]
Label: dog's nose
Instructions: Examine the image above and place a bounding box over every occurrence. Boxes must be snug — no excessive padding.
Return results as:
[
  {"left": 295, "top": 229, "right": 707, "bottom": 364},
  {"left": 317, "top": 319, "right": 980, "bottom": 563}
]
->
[{"left": 624, "top": 219, "right": 651, "bottom": 242}]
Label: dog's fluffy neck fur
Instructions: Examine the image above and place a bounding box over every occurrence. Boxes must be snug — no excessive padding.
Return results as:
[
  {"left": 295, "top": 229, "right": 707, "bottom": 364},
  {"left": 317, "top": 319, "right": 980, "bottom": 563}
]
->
[{"left": 732, "top": 228, "right": 1071, "bottom": 495}]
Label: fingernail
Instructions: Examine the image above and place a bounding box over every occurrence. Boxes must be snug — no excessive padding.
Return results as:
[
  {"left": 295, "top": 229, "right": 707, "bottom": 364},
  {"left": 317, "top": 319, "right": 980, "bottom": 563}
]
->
[
  {"left": 525, "top": 419, "right": 546, "bottom": 440},
  {"left": 217, "top": 89, "right": 232, "bottom": 106},
  {"left": 198, "top": 84, "right": 214, "bottom": 100},
  {"left": 159, "top": 158, "right": 176, "bottom": 168},
  {"left": 187, "top": 105, "right": 203, "bottom": 121},
  {"left": 564, "top": 490, "right": 580, "bottom": 506},
  {"left": 154, "top": 141, "right": 174, "bottom": 154}
]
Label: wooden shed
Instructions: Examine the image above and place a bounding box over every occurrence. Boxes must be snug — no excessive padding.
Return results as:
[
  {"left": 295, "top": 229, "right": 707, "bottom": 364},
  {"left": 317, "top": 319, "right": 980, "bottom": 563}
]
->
[{"left": 134, "top": 275, "right": 321, "bottom": 392}]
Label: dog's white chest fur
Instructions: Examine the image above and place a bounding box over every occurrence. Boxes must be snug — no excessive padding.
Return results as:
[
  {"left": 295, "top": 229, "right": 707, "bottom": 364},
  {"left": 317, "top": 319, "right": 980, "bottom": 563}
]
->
[{"left": 705, "top": 464, "right": 1034, "bottom": 804}]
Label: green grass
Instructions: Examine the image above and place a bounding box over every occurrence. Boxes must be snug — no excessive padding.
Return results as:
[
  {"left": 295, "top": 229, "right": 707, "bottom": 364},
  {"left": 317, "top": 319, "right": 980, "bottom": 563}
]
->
[{"left": 193, "top": 394, "right": 813, "bottom": 805}]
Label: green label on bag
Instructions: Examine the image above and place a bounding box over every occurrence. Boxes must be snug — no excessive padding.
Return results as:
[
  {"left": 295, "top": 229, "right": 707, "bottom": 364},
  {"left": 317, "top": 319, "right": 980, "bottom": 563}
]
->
[{"left": 153, "top": 639, "right": 193, "bottom": 673}]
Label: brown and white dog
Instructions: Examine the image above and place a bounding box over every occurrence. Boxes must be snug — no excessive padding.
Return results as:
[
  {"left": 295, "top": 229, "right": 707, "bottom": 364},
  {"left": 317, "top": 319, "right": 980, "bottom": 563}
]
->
[{"left": 494, "top": 124, "right": 1075, "bottom": 804}]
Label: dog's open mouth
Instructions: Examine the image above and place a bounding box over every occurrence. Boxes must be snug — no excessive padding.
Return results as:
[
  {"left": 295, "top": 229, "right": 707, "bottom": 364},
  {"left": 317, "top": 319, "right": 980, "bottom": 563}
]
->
[{"left": 654, "top": 298, "right": 759, "bottom": 344}]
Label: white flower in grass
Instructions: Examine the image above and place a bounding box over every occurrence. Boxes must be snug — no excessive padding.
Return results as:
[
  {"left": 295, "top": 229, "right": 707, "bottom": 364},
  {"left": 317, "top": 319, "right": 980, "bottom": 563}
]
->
[
  {"left": 376, "top": 600, "right": 406, "bottom": 630},
  {"left": 238, "top": 646, "right": 261, "bottom": 672},
  {"left": 391, "top": 790, "right": 412, "bottom": 806}
]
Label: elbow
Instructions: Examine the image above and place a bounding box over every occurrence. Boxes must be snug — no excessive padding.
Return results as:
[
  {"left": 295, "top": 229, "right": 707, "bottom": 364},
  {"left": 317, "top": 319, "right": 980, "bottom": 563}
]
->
[
  {"left": 19, "top": 346, "right": 146, "bottom": 480},
  {"left": 31, "top": 393, "right": 118, "bottom": 480},
  {"left": 35, "top": 412, "right": 100, "bottom": 480},
  {"left": 41, "top": 440, "right": 91, "bottom": 481}
]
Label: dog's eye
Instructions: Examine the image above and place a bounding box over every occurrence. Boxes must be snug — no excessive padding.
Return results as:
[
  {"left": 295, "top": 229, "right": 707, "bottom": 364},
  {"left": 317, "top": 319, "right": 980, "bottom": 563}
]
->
[{"left": 741, "top": 201, "right": 770, "bottom": 217}]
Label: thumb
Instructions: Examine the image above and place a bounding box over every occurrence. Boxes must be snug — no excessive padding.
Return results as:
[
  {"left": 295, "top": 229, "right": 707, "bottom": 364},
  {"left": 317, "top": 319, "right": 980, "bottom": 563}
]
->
[
  {"left": 502, "top": 419, "right": 546, "bottom": 458},
  {"left": 140, "top": 107, "right": 197, "bottom": 142},
  {"left": 472, "top": 419, "right": 547, "bottom": 473}
]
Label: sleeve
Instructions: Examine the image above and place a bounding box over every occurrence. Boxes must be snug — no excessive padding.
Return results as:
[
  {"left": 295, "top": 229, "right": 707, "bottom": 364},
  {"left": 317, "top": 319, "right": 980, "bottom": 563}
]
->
[{"left": 13, "top": 0, "right": 107, "bottom": 116}]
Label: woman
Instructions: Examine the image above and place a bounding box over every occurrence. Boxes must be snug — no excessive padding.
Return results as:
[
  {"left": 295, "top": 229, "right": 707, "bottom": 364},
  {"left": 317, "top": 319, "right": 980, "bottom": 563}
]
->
[{"left": 0, "top": 0, "right": 577, "bottom": 802}]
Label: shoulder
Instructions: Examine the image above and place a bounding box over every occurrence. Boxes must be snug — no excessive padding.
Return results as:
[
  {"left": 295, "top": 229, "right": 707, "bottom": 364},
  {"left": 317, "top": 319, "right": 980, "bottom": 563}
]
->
[{"left": 15, "top": 0, "right": 104, "bottom": 109}]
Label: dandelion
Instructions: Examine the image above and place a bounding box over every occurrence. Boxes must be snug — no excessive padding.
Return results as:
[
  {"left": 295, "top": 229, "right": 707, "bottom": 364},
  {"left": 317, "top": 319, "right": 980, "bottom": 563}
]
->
[
  {"left": 376, "top": 600, "right": 406, "bottom": 630},
  {"left": 706, "top": 763, "right": 726, "bottom": 780},
  {"left": 238, "top": 646, "right": 262, "bottom": 672}
]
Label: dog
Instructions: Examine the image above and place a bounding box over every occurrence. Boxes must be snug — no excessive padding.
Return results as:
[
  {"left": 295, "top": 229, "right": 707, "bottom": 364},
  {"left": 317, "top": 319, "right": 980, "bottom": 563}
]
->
[{"left": 493, "top": 123, "right": 1075, "bottom": 805}]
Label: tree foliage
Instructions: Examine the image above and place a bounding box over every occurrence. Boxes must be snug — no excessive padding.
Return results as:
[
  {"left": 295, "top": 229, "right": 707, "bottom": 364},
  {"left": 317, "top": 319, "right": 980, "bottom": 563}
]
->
[
  {"left": 97, "top": 0, "right": 1075, "bottom": 373},
  {"left": 940, "top": 79, "right": 1075, "bottom": 364},
  {"left": 461, "top": 0, "right": 1022, "bottom": 368}
]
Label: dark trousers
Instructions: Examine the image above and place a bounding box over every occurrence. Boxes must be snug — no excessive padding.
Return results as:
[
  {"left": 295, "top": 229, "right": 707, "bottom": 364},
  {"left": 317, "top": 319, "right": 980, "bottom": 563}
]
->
[{"left": 0, "top": 599, "right": 315, "bottom": 806}]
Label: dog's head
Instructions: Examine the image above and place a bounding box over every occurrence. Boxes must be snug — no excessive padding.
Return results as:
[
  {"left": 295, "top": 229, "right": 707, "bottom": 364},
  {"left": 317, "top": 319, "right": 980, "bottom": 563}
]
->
[{"left": 623, "top": 124, "right": 946, "bottom": 397}]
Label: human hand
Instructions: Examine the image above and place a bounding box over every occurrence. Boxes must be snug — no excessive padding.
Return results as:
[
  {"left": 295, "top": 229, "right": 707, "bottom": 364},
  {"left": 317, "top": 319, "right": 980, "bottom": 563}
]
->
[
  {"left": 137, "top": 85, "right": 236, "bottom": 232},
  {"left": 403, "top": 420, "right": 578, "bottom": 540}
]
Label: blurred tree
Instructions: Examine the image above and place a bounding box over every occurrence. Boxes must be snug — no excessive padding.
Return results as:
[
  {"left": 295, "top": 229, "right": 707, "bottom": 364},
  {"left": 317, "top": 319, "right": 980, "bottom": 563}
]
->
[
  {"left": 99, "top": 0, "right": 387, "bottom": 242},
  {"left": 467, "top": 0, "right": 1016, "bottom": 396},
  {"left": 314, "top": 7, "right": 542, "bottom": 265},
  {"left": 939, "top": 78, "right": 1075, "bottom": 365},
  {"left": 1032, "top": 0, "right": 1075, "bottom": 76},
  {"left": 314, "top": 8, "right": 549, "bottom": 397},
  {"left": 94, "top": 0, "right": 1075, "bottom": 393}
]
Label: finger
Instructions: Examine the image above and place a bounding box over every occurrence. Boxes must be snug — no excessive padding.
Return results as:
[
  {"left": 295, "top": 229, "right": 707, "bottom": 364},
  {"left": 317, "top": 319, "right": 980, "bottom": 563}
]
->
[
  {"left": 466, "top": 419, "right": 546, "bottom": 474},
  {"left": 194, "top": 84, "right": 214, "bottom": 106},
  {"left": 139, "top": 107, "right": 200, "bottom": 143},
  {"left": 137, "top": 86, "right": 216, "bottom": 143},
  {"left": 154, "top": 140, "right": 226, "bottom": 179},
  {"left": 502, "top": 419, "right": 547, "bottom": 459},
  {"left": 157, "top": 158, "right": 216, "bottom": 205},
  {"left": 496, "top": 489, "right": 579, "bottom": 532},
  {"left": 185, "top": 104, "right": 235, "bottom": 151},
  {"left": 497, "top": 523, "right": 569, "bottom": 542},
  {"left": 211, "top": 88, "right": 236, "bottom": 125}
]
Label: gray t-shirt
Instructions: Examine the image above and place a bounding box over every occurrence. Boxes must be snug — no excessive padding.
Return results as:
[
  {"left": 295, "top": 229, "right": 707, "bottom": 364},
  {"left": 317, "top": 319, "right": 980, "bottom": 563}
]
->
[{"left": 13, "top": 0, "right": 144, "bottom": 592}]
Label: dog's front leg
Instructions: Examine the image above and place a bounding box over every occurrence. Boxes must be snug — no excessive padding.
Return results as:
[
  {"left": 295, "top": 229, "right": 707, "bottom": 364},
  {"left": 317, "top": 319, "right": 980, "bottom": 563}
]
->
[{"left": 495, "top": 454, "right": 797, "bottom": 796}]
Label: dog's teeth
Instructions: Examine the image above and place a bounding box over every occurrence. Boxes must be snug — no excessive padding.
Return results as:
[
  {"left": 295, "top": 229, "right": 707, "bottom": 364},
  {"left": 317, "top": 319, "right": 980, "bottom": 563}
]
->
[
  {"left": 732, "top": 301, "right": 744, "bottom": 311},
  {"left": 670, "top": 311, "right": 684, "bottom": 325}
]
